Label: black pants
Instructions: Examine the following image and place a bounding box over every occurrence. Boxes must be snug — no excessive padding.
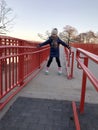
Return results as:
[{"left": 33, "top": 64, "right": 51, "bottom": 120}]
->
[{"left": 47, "top": 57, "right": 61, "bottom": 67}]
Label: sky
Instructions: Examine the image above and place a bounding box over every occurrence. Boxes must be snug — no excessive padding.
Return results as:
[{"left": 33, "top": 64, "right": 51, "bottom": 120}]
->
[{"left": 5, "top": 0, "right": 98, "bottom": 41}]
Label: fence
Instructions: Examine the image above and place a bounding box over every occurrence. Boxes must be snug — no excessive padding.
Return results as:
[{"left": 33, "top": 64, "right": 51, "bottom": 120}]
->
[
  {"left": 72, "top": 48, "right": 98, "bottom": 130},
  {"left": 0, "top": 36, "right": 50, "bottom": 110},
  {"left": 71, "top": 43, "right": 98, "bottom": 55}
]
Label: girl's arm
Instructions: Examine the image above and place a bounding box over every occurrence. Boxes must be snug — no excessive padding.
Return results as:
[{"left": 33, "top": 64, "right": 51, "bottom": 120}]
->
[
  {"left": 39, "top": 38, "right": 51, "bottom": 47},
  {"left": 59, "top": 38, "right": 70, "bottom": 49}
]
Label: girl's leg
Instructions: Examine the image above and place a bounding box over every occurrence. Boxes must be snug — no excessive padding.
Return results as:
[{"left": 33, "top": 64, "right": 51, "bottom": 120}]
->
[
  {"left": 55, "top": 57, "right": 62, "bottom": 74},
  {"left": 47, "top": 57, "right": 53, "bottom": 67},
  {"left": 45, "top": 57, "right": 53, "bottom": 74},
  {"left": 55, "top": 57, "right": 61, "bottom": 67}
]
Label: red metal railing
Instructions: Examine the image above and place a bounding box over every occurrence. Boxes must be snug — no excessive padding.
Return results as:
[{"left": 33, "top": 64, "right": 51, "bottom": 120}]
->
[
  {"left": 71, "top": 43, "right": 98, "bottom": 55},
  {"left": 64, "top": 47, "right": 74, "bottom": 79},
  {"left": 0, "top": 36, "right": 50, "bottom": 110},
  {"left": 72, "top": 48, "right": 98, "bottom": 130}
]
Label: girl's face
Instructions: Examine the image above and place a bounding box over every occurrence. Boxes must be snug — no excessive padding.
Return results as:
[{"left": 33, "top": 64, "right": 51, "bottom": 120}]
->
[{"left": 51, "top": 34, "right": 57, "bottom": 38}]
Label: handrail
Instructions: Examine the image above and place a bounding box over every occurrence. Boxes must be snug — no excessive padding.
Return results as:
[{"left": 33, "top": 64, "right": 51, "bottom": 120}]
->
[
  {"left": 76, "top": 48, "right": 98, "bottom": 63},
  {"left": 72, "top": 101, "right": 81, "bottom": 130},
  {"left": 72, "top": 48, "right": 98, "bottom": 130},
  {"left": 0, "top": 36, "right": 50, "bottom": 110},
  {"left": 71, "top": 43, "right": 98, "bottom": 55},
  {"left": 0, "top": 47, "right": 50, "bottom": 61},
  {"left": 76, "top": 48, "right": 98, "bottom": 113},
  {"left": 64, "top": 47, "right": 74, "bottom": 79},
  {"left": 0, "top": 45, "right": 36, "bottom": 49},
  {"left": 77, "top": 59, "right": 98, "bottom": 91},
  {"left": 0, "top": 44, "right": 49, "bottom": 49}
]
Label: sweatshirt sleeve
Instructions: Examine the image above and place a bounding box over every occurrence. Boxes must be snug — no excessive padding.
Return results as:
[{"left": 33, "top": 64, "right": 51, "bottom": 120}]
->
[
  {"left": 59, "top": 38, "right": 70, "bottom": 49},
  {"left": 39, "top": 38, "right": 50, "bottom": 47}
]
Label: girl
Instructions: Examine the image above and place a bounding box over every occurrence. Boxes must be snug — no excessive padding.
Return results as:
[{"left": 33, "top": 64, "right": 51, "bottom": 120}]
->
[{"left": 38, "top": 28, "right": 71, "bottom": 74}]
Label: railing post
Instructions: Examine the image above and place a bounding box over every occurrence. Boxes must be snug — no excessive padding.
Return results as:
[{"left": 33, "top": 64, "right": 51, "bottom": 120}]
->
[
  {"left": 70, "top": 52, "right": 74, "bottom": 78},
  {"left": 18, "top": 41, "right": 24, "bottom": 85},
  {"left": 79, "top": 57, "right": 88, "bottom": 113},
  {"left": 0, "top": 38, "right": 2, "bottom": 97},
  {"left": 38, "top": 48, "right": 41, "bottom": 68},
  {"left": 0, "top": 55, "right": 1, "bottom": 90},
  {"left": 65, "top": 48, "right": 74, "bottom": 79}
]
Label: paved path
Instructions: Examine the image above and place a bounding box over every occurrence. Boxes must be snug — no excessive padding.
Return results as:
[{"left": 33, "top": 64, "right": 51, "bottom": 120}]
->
[{"left": 19, "top": 47, "right": 98, "bottom": 103}]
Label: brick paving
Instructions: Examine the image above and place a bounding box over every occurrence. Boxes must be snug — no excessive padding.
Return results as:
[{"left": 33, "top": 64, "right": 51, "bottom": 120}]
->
[
  {"left": 0, "top": 97, "right": 75, "bottom": 130},
  {"left": 77, "top": 102, "right": 98, "bottom": 130}
]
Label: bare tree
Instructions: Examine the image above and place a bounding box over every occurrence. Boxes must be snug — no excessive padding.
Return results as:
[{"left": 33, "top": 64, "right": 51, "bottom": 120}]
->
[
  {"left": 0, "top": 0, "right": 15, "bottom": 34},
  {"left": 94, "top": 32, "right": 98, "bottom": 43},
  {"left": 38, "top": 30, "right": 51, "bottom": 40},
  {"left": 86, "top": 31, "right": 96, "bottom": 43},
  {"left": 60, "top": 25, "right": 78, "bottom": 45},
  {"left": 72, "top": 30, "right": 97, "bottom": 43},
  {"left": 75, "top": 33, "right": 87, "bottom": 43}
]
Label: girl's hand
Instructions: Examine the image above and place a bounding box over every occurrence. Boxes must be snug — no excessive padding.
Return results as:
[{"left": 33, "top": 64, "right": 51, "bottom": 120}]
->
[{"left": 37, "top": 44, "right": 40, "bottom": 48}]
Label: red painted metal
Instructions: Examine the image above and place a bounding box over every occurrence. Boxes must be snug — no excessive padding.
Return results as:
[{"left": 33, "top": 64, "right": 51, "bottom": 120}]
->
[
  {"left": 79, "top": 57, "right": 88, "bottom": 113},
  {"left": 70, "top": 51, "right": 74, "bottom": 78},
  {"left": 0, "top": 64, "right": 45, "bottom": 110},
  {"left": 76, "top": 48, "right": 98, "bottom": 113},
  {"left": 72, "top": 101, "right": 81, "bottom": 130},
  {"left": 0, "top": 36, "right": 50, "bottom": 109},
  {"left": 72, "top": 48, "right": 98, "bottom": 130},
  {"left": 64, "top": 48, "right": 74, "bottom": 79},
  {"left": 71, "top": 43, "right": 98, "bottom": 55}
]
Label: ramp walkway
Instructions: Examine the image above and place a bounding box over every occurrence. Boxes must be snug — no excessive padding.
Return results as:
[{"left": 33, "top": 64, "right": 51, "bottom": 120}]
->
[
  {"left": 17, "top": 47, "right": 98, "bottom": 104},
  {"left": 0, "top": 47, "right": 98, "bottom": 130}
]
